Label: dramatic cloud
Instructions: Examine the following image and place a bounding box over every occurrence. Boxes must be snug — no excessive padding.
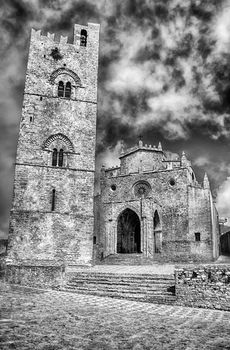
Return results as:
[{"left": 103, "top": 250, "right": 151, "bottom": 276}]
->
[{"left": 1, "top": 0, "right": 230, "bottom": 232}]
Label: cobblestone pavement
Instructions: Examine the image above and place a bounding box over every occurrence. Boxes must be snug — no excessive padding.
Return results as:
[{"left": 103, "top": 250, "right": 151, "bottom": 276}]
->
[{"left": 1, "top": 283, "right": 230, "bottom": 350}]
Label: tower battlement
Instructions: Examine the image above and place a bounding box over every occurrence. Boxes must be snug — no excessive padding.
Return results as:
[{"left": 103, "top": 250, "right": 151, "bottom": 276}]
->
[{"left": 31, "top": 23, "right": 100, "bottom": 47}]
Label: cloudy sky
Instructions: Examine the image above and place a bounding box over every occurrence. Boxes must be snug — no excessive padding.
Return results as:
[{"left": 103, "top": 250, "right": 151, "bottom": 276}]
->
[{"left": 1, "top": 0, "right": 230, "bottom": 236}]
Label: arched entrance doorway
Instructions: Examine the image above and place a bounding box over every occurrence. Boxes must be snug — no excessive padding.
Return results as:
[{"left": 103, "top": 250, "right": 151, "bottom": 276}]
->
[
  {"left": 220, "top": 232, "right": 230, "bottom": 255},
  {"left": 117, "top": 208, "right": 141, "bottom": 253}
]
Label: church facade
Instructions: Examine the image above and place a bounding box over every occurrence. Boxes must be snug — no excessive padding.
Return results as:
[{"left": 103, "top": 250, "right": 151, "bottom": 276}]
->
[
  {"left": 7, "top": 24, "right": 220, "bottom": 266},
  {"left": 95, "top": 141, "right": 220, "bottom": 262}
]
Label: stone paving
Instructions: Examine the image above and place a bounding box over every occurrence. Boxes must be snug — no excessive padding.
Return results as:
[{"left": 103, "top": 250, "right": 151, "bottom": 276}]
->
[{"left": 1, "top": 283, "right": 230, "bottom": 349}]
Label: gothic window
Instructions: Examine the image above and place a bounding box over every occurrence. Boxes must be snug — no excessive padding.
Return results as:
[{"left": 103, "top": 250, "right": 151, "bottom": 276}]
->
[
  {"left": 58, "top": 81, "right": 64, "bottom": 97},
  {"left": 51, "top": 189, "right": 56, "bottom": 211},
  {"left": 58, "top": 149, "right": 64, "bottom": 167},
  {"left": 65, "top": 82, "right": 71, "bottom": 98},
  {"left": 52, "top": 148, "right": 58, "bottom": 166},
  {"left": 80, "top": 29, "right": 87, "bottom": 47}
]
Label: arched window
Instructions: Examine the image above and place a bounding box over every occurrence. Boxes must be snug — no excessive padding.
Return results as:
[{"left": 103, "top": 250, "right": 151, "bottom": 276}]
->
[
  {"left": 80, "top": 29, "right": 87, "bottom": 47},
  {"left": 65, "top": 82, "right": 71, "bottom": 98},
  {"left": 58, "top": 149, "right": 64, "bottom": 167},
  {"left": 44, "top": 134, "right": 74, "bottom": 168},
  {"left": 58, "top": 81, "right": 64, "bottom": 97},
  {"left": 52, "top": 148, "right": 58, "bottom": 166},
  {"left": 51, "top": 189, "right": 56, "bottom": 211}
]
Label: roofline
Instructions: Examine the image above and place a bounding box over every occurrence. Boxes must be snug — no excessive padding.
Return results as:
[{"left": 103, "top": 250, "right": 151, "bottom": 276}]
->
[{"left": 119, "top": 146, "right": 163, "bottom": 159}]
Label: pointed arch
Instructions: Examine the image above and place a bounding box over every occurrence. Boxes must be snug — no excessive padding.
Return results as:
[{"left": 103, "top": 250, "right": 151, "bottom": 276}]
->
[
  {"left": 117, "top": 208, "right": 141, "bottom": 254},
  {"left": 43, "top": 133, "right": 74, "bottom": 153},
  {"left": 50, "top": 68, "right": 81, "bottom": 86},
  {"left": 115, "top": 204, "right": 140, "bottom": 222}
]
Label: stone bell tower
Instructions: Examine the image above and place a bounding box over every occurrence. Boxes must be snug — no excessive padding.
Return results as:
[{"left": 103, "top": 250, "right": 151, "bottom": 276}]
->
[{"left": 7, "top": 23, "right": 100, "bottom": 266}]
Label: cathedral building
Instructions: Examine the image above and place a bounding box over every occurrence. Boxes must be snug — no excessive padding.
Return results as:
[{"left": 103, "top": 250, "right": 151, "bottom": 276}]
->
[
  {"left": 95, "top": 141, "right": 220, "bottom": 262},
  {"left": 7, "top": 23, "right": 220, "bottom": 267}
]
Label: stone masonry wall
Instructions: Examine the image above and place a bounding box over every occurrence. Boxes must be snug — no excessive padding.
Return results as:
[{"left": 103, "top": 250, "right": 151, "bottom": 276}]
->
[
  {"left": 188, "top": 186, "right": 214, "bottom": 261},
  {"left": 99, "top": 150, "right": 218, "bottom": 262},
  {"left": 8, "top": 23, "right": 100, "bottom": 266},
  {"left": 120, "top": 149, "right": 165, "bottom": 175},
  {"left": 100, "top": 167, "right": 202, "bottom": 262},
  {"left": 5, "top": 263, "right": 64, "bottom": 289},
  {"left": 175, "top": 265, "right": 230, "bottom": 311}
]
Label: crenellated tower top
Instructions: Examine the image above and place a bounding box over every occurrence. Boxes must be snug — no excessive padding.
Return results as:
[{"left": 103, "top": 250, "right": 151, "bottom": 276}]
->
[{"left": 31, "top": 22, "right": 100, "bottom": 47}]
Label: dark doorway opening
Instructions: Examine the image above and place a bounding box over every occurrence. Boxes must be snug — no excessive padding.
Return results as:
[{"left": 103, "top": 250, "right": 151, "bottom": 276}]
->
[
  {"left": 117, "top": 209, "right": 141, "bottom": 253},
  {"left": 220, "top": 232, "right": 230, "bottom": 255}
]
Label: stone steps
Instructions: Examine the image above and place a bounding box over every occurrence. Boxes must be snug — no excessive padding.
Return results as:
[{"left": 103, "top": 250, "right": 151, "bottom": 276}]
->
[
  {"left": 67, "top": 281, "right": 172, "bottom": 288},
  {"left": 66, "top": 273, "right": 174, "bottom": 281},
  {"left": 66, "top": 285, "right": 174, "bottom": 295},
  {"left": 99, "top": 254, "right": 159, "bottom": 265},
  {"left": 62, "top": 270, "right": 176, "bottom": 304}
]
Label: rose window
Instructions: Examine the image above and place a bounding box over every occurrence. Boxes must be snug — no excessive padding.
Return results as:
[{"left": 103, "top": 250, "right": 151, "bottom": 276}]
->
[{"left": 134, "top": 181, "right": 151, "bottom": 198}]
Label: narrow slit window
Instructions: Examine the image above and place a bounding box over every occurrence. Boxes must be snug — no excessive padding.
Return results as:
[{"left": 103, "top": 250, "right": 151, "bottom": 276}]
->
[
  {"left": 51, "top": 189, "right": 56, "bottom": 211},
  {"left": 195, "top": 232, "right": 201, "bottom": 242},
  {"left": 58, "top": 81, "right": 64, "bottom": 97},
  {"left": 80, "top": 29, "right": 87, "bottom": 47},
  {"left": 65, "top": 82, "right": 71, "bottom": 98},
  {"left": 52, "top": 148, "right": 58, "bottom": 166},
  {"left": 58, "top": 149, "right": 64, "bottom": 167}
]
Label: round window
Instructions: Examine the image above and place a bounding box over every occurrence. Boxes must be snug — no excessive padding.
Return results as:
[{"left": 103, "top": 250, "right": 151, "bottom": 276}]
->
[
  {"left": 169, "top": 178, "right": 176, "bottom": 186},
  {"left": 111, "top": 184, "right": 116, "bottom": 191},
  {"left": 134, "top": 181, "right": 151, "bottom": 198}
]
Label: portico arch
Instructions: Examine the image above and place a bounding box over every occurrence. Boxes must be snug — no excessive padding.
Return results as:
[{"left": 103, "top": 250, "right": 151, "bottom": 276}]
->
[{"left": 117, "top": 208, "right": 141, "bottom": 253}]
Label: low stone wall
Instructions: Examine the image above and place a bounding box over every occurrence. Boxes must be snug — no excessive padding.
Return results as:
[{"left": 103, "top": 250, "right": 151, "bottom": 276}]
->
[
  {"left": 175, "top": 265, "right": 230, "bottom": 311},
  {"left": 5, "top": 263, "right": 65, "bottom": 289}
]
